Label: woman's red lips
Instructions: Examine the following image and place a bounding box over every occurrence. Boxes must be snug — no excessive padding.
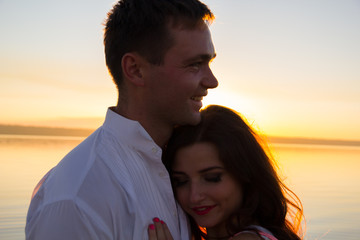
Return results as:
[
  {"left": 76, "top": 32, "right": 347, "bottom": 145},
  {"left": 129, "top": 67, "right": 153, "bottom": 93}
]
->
[{"left": 192, "top": 205, "right": 216, "bottom": 215}]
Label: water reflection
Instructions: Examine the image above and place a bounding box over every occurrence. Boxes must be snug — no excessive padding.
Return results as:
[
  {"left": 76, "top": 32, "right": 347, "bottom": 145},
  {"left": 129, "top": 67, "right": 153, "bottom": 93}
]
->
[
  {"left": 1, "top": 135, "right": 359, "bottom": 240},
  {"left": 272, "top": 143, "right": 360, "bottom": 240}
]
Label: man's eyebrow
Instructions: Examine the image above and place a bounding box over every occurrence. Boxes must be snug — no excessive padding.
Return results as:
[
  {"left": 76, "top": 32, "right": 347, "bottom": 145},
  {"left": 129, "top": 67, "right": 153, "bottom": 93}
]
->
[{"left": 183, "top": 53, "right": 217, "bottom": 65}]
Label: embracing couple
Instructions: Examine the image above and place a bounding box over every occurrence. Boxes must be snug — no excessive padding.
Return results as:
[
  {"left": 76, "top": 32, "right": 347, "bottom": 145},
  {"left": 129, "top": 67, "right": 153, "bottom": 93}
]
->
[{"left": 25, "top": 0, "right": 304, "bottom": 239}]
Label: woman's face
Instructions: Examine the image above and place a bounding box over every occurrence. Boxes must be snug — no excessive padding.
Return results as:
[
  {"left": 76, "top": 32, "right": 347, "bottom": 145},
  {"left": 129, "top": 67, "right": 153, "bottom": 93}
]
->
[{"left": 171, "top": 142, "right": 243, "bottom": 233}]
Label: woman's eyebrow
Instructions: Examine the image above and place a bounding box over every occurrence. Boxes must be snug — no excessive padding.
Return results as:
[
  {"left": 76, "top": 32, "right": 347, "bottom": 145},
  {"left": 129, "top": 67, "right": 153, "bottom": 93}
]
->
[
  {"left": 198, "top": 166, "right": 223, "bottom": 174},
  {"left": 172, "top": 166, "right": 223, "bottom": 175},
  {"left": 171, "top": 171, "right": 187, "bottom": 176}
]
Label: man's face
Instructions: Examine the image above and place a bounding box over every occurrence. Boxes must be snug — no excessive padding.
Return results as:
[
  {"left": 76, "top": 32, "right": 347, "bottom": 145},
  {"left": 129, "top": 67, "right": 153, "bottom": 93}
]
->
[{"left": 143, "top": 23, "right": 218, "bottom": 128}]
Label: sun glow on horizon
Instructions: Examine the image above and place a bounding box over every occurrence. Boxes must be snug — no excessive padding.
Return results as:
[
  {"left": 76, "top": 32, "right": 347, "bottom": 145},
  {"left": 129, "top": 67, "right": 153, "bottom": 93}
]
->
[{"left": 0, "top": 0, "right": 359, "bottom": 141}]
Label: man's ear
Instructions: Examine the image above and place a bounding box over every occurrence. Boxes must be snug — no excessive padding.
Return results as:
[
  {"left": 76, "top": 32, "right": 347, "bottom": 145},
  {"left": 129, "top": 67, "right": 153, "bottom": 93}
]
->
[{"left": 121, "top": 53, "right": 146, "bottom": 86}]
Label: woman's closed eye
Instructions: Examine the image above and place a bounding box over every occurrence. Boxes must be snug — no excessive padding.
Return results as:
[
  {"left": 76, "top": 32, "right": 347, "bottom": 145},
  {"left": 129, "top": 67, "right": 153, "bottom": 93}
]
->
[
  {"left": 204, "top": 173, "right": 222, "bottom": 183},
  {"left": 171, "top": 176, "right": 189, "bottom": 188}
]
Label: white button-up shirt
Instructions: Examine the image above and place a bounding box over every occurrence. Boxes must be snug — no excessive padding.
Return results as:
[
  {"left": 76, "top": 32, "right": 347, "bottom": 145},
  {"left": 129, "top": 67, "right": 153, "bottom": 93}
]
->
[{"left": 25, "top": 108, "right": 190, "bottom": 240}]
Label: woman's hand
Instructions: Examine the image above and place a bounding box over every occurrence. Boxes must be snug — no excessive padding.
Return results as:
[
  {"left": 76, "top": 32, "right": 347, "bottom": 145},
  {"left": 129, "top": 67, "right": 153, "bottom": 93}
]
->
[{"left": 148, "top": 217, "right": 174, "bottom": 240}]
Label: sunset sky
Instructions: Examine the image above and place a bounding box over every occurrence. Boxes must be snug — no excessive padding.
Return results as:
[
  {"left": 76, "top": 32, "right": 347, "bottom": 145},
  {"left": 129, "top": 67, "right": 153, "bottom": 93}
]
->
[{"left": 0, "top": 0, "right": 359, "bottom": 140}]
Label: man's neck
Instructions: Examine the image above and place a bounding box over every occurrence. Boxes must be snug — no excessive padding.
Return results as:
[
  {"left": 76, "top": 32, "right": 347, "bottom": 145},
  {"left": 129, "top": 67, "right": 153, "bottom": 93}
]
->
[{"left": 112, "top": 105, "right": 172, "bottom": 149}]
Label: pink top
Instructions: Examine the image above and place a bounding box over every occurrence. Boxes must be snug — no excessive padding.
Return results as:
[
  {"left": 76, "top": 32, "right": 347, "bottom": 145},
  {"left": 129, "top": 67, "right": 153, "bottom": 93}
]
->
[{"left": 231, "top": 226, "right": 278, "bottom": 240}]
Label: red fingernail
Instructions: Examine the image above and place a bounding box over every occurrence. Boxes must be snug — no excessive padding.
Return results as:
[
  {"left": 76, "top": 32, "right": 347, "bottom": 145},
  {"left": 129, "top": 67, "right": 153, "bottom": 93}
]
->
[
  {"left": 149, "top": 224, "right": 155, "bottom": 230},
  {"left": 160, "top": 220, "right": 165, "bottom": 224},
  {"left": 153, "top": 217, "right": 160, "bottom": 222}
]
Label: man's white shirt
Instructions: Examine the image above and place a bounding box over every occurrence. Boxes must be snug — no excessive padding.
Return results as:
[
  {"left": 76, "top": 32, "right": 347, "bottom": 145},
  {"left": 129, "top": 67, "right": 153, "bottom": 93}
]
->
[{"left": 25, "top": 108, "right": 190, "bottom": 240}]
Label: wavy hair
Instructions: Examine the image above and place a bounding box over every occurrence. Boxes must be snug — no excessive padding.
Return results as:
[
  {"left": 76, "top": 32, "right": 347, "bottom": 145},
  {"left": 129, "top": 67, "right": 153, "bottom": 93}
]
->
[{"left": 163, "top": 105, "right": 304, "bottom": 240}]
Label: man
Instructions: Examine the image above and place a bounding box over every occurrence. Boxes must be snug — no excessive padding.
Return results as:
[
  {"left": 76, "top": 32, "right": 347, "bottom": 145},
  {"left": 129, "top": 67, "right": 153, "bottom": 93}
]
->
[{"left": 25, "top": 0, "right": 218, "bottom": 239}]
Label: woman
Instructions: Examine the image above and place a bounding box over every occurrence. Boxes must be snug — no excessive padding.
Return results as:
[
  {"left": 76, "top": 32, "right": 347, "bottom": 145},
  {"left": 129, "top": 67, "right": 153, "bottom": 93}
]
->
[{"left": 149, "top": 105, "right": 304, "bottom": 240}]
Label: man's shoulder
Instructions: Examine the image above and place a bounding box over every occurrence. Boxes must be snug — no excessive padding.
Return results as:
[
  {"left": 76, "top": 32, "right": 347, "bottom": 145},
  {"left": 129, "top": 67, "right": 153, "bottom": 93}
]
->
[{"left": 28, "top": 150, "right": 132, "bottom": 220}]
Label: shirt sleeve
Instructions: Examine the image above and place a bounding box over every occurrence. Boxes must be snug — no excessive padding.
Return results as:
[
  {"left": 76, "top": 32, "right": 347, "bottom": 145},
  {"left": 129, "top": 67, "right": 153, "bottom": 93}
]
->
[{"left": 26, "top": 199, "right": 111, "bottom": 240}]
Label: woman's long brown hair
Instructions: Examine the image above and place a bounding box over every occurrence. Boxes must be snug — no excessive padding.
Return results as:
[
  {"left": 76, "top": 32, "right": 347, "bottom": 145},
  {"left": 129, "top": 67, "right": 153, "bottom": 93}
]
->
[{"left": 163, "top": 105, "right": 304, "bottom": 240}]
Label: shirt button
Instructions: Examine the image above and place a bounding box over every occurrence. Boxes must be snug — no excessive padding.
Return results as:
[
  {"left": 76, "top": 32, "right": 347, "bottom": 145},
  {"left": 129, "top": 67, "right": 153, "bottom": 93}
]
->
[
  {"left": 159, "top": 172, "right": 166, "bottom": 177},
  {"left": 152, "top": 147, "right": 157, "bottom": 153}
]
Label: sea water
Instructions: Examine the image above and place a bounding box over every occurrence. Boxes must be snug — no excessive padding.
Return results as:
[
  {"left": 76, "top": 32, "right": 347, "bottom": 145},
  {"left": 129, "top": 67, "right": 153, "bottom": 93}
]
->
[{"left": 0, "top": 134, "right": 359, "bottom": 240}]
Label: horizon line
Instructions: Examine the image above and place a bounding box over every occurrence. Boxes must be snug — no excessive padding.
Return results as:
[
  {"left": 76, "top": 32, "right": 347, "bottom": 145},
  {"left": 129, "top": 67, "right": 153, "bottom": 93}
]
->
[{"left": 0, "top": 124, "right": 359, "bottom": 147}]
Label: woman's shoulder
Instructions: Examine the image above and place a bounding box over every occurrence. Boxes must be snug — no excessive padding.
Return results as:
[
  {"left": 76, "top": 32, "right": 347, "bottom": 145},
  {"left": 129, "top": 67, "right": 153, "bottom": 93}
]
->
[{"left": 231, "top": 231, "right": 262, "bottom": 240}]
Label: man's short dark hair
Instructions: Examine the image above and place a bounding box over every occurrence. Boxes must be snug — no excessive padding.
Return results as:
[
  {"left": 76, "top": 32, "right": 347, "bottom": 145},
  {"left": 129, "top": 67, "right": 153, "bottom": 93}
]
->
[{"left": 104, "top": 0, "right": 214, "bottom": 89}]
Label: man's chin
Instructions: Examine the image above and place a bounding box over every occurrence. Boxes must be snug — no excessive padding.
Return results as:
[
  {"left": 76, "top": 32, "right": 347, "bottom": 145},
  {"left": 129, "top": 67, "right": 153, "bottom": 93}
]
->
[
  {"left": 186, "top": 114, "right": 201, "bottom": 126},
  {"left": 175, "top": 109, "right": 201, "bottom": 126}
]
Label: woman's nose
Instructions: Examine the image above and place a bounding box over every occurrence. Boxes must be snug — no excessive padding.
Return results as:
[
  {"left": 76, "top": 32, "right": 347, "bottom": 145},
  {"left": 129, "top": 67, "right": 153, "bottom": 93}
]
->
[{"left": 189, "top": 183, "right": 205, "bottom": 203}]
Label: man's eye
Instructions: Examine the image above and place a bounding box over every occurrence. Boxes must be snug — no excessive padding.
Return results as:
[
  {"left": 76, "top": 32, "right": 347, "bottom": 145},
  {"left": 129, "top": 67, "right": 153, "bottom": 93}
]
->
[
  {"left": 189, "top": 62, "right": 202, "bottom": 69},
  {"left": 205, "top": 173, "right": 222, "bottom": 183}
]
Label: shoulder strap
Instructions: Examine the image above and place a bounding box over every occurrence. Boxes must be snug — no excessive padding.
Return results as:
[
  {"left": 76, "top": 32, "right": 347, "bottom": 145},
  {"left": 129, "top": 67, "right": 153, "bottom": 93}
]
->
[
  {"left": 258, "top": 231, "right": 278, "bottom": 240},
  {"left": 231, "top": 230, "right": 278, "bottom": 240}
]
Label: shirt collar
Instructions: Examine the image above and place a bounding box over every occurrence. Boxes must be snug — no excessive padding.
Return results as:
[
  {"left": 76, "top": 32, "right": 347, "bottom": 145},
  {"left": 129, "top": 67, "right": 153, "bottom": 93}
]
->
[{"left": 102, "top": 107, "right": 162, "bottom": 156}]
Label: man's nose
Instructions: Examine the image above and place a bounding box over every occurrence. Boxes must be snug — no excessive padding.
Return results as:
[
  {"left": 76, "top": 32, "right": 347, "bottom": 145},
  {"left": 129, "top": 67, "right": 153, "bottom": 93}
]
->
[{"left": 202, "top": 67, "right": 218, "bottom": 89}]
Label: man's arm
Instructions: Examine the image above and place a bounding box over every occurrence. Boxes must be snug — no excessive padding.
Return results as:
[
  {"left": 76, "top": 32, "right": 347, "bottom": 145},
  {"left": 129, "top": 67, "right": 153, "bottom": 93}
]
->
[{"left": 25, "top": 199, "right": 110, "bottom": 240}]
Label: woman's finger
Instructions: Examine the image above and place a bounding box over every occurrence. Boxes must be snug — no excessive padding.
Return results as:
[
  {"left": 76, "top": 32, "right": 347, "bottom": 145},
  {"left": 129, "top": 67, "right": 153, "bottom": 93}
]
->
[
  {"left": 153, "top": 218, "right": 166, "bottom": 239},
  {"left": 149, "top": 217, "right": 174, "bottom": 240},
  {"left": 160, "top": 220, "right": 174, "bottom": 240},
  {"left": 148, "top": 224, "right": 157, "bottom": 240}
]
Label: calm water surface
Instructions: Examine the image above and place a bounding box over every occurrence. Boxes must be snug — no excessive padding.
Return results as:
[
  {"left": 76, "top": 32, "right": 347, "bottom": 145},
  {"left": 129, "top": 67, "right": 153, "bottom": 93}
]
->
[{"left": 1, "top": 135, "right": 359, "bottom": 239}]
